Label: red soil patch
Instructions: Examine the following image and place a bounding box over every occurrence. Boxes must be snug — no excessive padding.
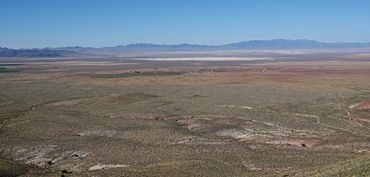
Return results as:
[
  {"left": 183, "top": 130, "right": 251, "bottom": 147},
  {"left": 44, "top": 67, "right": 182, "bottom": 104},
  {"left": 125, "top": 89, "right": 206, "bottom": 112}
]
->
[
  {"left": 56, "top": 63, "right": 370, "bottom": 86},
  {"left": 349, "top": 99, "right": 370, "bottom": 110}
]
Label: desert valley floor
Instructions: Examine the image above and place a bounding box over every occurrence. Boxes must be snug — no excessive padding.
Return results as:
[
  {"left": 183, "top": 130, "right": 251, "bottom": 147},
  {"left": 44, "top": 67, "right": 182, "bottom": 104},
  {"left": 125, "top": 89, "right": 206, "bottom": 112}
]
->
[{"left": 0, "top": 52, "right": 370, "bottom": 177}]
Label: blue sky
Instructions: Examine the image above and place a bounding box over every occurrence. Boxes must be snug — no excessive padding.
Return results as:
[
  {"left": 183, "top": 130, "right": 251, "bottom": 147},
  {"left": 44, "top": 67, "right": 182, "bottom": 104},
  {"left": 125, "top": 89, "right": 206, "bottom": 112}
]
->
[{"left": 1, "top": 0, "right": 370, "bottom": 48}]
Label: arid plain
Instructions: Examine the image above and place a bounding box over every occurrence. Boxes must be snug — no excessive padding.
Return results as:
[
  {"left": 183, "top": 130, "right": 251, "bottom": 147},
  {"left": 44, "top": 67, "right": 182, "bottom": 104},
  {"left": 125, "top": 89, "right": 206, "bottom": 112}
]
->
[{"left": 1, "top": 50, "right": 370, "bottom": 177}]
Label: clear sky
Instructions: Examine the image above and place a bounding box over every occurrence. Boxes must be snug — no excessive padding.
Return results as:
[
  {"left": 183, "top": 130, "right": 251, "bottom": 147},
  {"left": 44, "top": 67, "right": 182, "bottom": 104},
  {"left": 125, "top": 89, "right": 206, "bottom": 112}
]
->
[{"left": 1, "top": 0, "right": 370, "bottom": 48}]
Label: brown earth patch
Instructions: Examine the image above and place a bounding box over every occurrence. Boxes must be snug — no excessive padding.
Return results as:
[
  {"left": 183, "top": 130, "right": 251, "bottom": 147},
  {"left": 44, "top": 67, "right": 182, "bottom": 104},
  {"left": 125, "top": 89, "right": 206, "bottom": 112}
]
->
[
  {"left": 154, "top": 116, "right": 183, "bottom": 121},
  {"left": 350, "top": 117, "right": 370, "bottom": 124},
  {"left": 265, "top": 139, "right": 320, "bottom": 149},
  {"left": 177, "top": 119, "right": 204, "bottom": 131},
  {"left": 214, "top": 118, "right": 254, "bottom": 126}
]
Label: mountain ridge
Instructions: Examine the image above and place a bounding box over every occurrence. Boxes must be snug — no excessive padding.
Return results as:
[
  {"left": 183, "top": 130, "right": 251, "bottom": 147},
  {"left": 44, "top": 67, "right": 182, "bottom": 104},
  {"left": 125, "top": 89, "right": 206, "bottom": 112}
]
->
[
  {"left": 2, "top": 39, "right": 370, "bottom": 56},
  {"left": 57, "top": 39, "right": 370, "bottom": 51},
  {"left": 0, "top": 48, "right": 76, "bottom": 57}
]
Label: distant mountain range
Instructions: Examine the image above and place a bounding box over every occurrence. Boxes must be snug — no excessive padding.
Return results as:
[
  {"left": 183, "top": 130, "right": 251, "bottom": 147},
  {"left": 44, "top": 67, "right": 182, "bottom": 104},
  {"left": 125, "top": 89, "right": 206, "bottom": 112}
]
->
[
  {"left": 2, "top": 39, "right": 370, "bottom": 57},
  {"left": 59, "top": 39, "right": 370, "bottom": 52},
  {"left": 0, "top": 47, "right": 75, "bottom": 57}
]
